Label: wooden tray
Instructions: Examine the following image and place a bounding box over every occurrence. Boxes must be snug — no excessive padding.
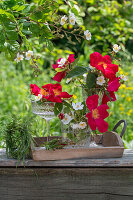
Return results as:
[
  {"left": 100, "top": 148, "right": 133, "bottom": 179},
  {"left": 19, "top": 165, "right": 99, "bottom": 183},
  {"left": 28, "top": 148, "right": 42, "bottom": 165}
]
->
[{"left": 31, "top": 120, "right": 127, "bottom": 161}]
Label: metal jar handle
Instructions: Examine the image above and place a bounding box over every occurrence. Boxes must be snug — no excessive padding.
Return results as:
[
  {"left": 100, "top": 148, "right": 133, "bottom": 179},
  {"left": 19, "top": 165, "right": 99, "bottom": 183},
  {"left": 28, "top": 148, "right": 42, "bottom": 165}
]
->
[{"left": 112, "top": 120, "right": 127, "bottom": 138}]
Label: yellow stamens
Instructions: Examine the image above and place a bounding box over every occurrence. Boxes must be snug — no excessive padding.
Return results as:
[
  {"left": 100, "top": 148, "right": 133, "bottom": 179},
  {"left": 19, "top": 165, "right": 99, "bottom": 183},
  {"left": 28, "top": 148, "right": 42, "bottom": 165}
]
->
[
  {"left": 53, "top": 89, "right": 61, "bottom": 96},
  {"left": 92, "top": 108, "right": 100, "bottom": 119},
  {"left": 40, "top": 89, "right": 48, "bottom": 96},
  {"left": 98, "top": 62, "right": 107, "bottom": 69}
]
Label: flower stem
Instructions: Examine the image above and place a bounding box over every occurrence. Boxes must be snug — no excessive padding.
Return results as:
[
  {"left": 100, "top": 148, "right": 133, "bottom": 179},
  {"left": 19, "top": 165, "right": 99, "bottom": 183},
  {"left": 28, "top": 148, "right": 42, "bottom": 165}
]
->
[{"left": 46, "top": 119, "right": 50, "bottom": 142}]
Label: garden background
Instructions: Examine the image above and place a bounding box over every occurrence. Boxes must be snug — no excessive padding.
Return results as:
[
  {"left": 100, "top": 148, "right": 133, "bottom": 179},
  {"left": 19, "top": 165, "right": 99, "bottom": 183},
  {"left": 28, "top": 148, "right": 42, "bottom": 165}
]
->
[{"left": 0, "top": 0, "right": 133, "bottom": 149}]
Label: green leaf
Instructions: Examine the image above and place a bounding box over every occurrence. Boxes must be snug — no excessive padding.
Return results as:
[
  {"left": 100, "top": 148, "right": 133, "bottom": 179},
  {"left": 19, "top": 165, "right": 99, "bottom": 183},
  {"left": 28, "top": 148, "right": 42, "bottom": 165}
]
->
[
  {"left": 67, "top": 66, "right": 88, "bottom": 78},
  {"left": 105, "top": 91, "right": 113, "bottom": 101},
  {"left": 0, "top": 9, "right": 16, "bottom": 22},
  {"left": 42, "top": 26, "right": 53, "bottom": 39},
  {"left": 30, "top": 23, "right": 41, "bottom": 36},
  {"left": 0, "top": 9, "right": 6, "bottom": 14},
  {"left": 0, "top": 32, "right": 5, "bottom": 44},
  {"left": 0, "top": 44, "right": 4, "bottom": 51},
  {"left": 22, "top": 29, "right": 32, "bottom": 35},
  {"left": 8, "top": 41, "right": 19, "bottom": 53},
  {"left": 63, "top": 100, "right": 72, "bottom": 108},
  {"left": 87, "top": 7, "right": 97, "bottom": 12},
  {"left": 59, "top": 5, "right": 68, "bottom": 13},
  {"left": 86, "top": 72, "right": 96, "bottom": 90},
  {"left": 12, "top": 5, "right": 19, "bottom": 11},
  {"left": 75, "top": 16, "right": 84, "bottom": 26},
  {"left": 45, "top": 39, "right": 54, "bottom": 51},
  {"left": 71, "top": 7, "right": 79, "bottom": 15},
  {"left": 54, "top": 103, "right": 63, "bottom": 116},
  {"left": 6, "top": 30, "right": 18, "bottom": 40},
  {"left": 16, "top": 5, "right": 25, "bottom": 12},
  {"left": 71, "top": 56, "right": 79, "bottom": 67},
  {"left": 39, "top": 35, "right": 45, "bottom": 44},
  {"left": 55, "top": 68, "right": 65, "bottom": 72},
  {"left": 4, "top": 22, "right": 16, "bottom": 30}
]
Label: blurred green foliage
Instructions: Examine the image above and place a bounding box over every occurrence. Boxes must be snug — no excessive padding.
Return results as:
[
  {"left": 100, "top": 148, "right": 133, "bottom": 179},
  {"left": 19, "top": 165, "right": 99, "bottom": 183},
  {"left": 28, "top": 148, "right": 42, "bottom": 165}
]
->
[{"left": 76, "top": 0, "right": 133, "bottom": 53}]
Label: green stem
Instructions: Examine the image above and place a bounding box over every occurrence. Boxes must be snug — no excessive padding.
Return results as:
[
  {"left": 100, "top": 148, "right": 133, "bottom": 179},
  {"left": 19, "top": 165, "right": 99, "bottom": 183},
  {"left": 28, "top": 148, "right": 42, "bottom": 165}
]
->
[{"left": 46, "top": 119, "right": 50, "bottom": 142}]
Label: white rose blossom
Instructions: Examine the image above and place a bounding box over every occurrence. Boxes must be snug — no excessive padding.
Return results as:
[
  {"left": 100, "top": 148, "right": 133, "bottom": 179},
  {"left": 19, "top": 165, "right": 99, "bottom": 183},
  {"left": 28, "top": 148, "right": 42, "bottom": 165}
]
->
[
  {"left": 69, "top": 13, "right": 76, "bottom": 25},
  {"left": 72, "top": 102, "right": 84, "bottom": 110},
  {"left": 96, "top": 76, "right": 105, "bottom": 86},
  {"left": 60, "top": 15, "right": 68, "bottom": 26},
  {"left": 58, "top": 58, "right": 66, "bottom": 67},
  {"left": 14, "top": 53, "right": 24, "bottom": 63},
  {"left": 84, "top": 30, "right": 91, "bottom": 41},
  {"left": 120, "top": 74, "right": 128, "bottom": 81},
  {"left": 25, "top": 50, "right": 33, "bottom": 60},
  {"left": 72, "top": 124, "right": 79, "bottom": 129},
  {"left": 113, "top": 44, "right": 121, "bottom": 53},
  {"left": 61, "top": 114, "right": 72, "bottom": 125},
  {"left": 78, "top": 122, "right": 87, "bottom": 129},
  {"left": 35, "top": 94, "right": 42, "bottom": 102}
]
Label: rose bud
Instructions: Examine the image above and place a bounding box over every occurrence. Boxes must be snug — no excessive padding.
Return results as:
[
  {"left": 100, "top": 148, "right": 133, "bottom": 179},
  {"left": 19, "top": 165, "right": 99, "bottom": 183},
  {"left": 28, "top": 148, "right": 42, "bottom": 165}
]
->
[{"left": 58, "top": 113, "right": 64, "bottom": 120}]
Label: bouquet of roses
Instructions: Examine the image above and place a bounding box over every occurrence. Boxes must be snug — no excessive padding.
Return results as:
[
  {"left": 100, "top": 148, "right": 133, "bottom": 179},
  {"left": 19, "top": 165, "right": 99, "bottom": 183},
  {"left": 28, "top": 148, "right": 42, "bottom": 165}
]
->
[{"left": 30, "top": 48, "right": 127, "bottom": 141}]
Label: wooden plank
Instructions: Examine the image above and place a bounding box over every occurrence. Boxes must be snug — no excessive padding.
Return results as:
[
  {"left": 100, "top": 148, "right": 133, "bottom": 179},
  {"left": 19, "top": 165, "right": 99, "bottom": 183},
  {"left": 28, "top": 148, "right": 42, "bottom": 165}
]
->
[
  {"left": 0, "top": 168, "right": 133, "bottom": 200},
  {"left": 0, "top": 149, "right": 133, "bottom": 167}
]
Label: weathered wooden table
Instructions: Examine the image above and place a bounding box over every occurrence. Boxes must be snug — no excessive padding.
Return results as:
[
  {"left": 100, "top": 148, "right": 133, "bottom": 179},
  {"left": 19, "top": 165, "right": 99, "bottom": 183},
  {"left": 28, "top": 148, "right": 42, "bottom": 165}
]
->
[{"left": 0, "top": 149, "right": 133, "bottom": 200}]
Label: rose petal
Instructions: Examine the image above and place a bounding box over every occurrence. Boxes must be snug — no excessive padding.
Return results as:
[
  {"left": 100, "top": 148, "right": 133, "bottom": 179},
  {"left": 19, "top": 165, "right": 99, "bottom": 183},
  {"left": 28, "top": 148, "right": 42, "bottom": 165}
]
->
[
  {"left": 107, "top": 78, "right": 120, "bottom": 92},
  {"left": 86, "top": 94, "right": 99, "bottom": 111},
  {"left": 53, "top": 64, "right": 58, "bottom": 69},
  {"left": 57, "top": 58, "right": 62, "bottom": 65},
  {"left": 103, "top": 55, "right": 112, "bottom": 64},
  {"left": 67, "top": 54, "right": 75, "bottom": 63},
  {"left": 60, "top": 92, "right": 73, "bottom": 99},
  {"left": 86, "top": 112, "right": 96, "bottom": 130},
  {"left": 90, "top": 52, "right": 102, "bottom": 67},
  {"left": 95, "top": 118, "right": 109, "bottom": 133},
  {"left": 107, "top": 64, "right": 118, "bottom": 73},
  {"left": 53, "top": 71, "right": 66, "bottom": 82},
  {"left": 30, "top": 84, "right": 41, "bottom": 96},
  {"left": 97, "top": 104, "right": 109, "bottom": 119},
  {"left": 102, "top": 91, "right": 116, "bottom": 104}
]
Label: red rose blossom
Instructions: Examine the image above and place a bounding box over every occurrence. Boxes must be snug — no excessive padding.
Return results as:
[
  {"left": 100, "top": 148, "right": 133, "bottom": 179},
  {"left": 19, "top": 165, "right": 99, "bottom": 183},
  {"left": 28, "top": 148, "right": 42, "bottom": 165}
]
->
[
  {"left": 30, "top": 84, "right": 49, "bottom": 96},
  {"left": 86, "top": 94, "right": 109, "bottom": 133},
  {"left": 107, "top": 77, "right": 120, "bottom": 92},
  {"left": 53, "top": 54, "right": 75, "bottom": 82},
  {"left": 90, "top": 52, "right": 118, "bottom": 80},
  {"left": 42, "top": 83, "right": 73, "bottom": 103},
  {"left": 102, "top": 91, "right": 116, "bottom": 104},
  {"left": 53, "top": 71, "right": 66, "bottom": 82},
  {"left": 102, "top": 77, "right": 120, "bottom": 104},
  {"left": 30, "top": 84, "right": 41, "bottom": 96}
]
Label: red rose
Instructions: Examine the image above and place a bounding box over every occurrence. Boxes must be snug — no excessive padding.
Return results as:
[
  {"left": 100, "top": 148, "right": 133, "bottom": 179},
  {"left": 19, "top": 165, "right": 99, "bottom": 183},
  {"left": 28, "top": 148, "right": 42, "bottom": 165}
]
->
[
  {"left": 90, "top": 52, "right": 118, "bottom": 80},
  {"left": 53, "top": 54, "right": 75, "bottom": 82},
  {"left": 86, "top": 95, "right": 109, "bottom": 133},
  {"left": 30, "top": 84, "right": 41, "bottom": 96},
  {"left": 102, "top": 91, "right": 116, "bottom": 104},
  {"left": 42, "top": 83, "right": 73, "bottom": 103}
]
